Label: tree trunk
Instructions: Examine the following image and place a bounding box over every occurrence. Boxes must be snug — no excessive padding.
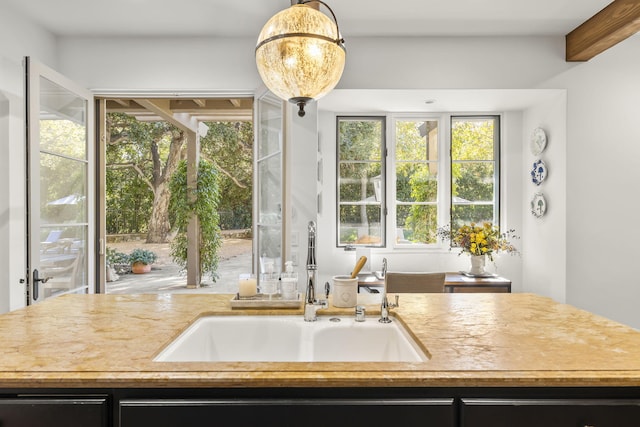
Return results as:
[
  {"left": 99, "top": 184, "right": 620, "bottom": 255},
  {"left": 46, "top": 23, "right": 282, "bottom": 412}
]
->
[
  {"left": 146, "top": 130, "right": 186, "bottom": 243},
  {"left": 146, "top": 182, "right": 172, "bottom": 243}
]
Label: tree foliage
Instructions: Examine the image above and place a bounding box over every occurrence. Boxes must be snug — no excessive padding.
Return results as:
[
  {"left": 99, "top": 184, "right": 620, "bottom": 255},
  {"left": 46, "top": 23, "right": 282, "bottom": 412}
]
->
[
  {"left": 450, "top": 119, "right": 495, "bottom": 228},
  {"left": 337, "top": 117, "right": 496, "bottom": 245},
  {"left": 105, "top": 116, "right": 253, "bottom": 238},
  {"left": 106, "top": 112, "right": 186, "bottom": 241},
  {"left": 39, "top": 119, "right": 86, "bottom": 225},
  {"left": 337, "top": 119, "right": 383, "bottom": 244},
  {"left": 397, "top": 120, "right": 438, "bottom": 244},
  {"left": 169, "top": 159, "right": 222, "bottom": 281},
  {"left": 200, "top": 121, "right": 253, "bottom": 230}
]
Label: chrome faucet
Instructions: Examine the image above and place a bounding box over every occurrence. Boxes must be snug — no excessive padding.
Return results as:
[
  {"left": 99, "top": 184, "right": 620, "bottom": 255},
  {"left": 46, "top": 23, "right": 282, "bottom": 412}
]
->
[
  {"left": 304, "top": 221, "right": 328, "bottom": 321},
  {"left": 379, "top": 257, "right": 399, "bottom": 323}
]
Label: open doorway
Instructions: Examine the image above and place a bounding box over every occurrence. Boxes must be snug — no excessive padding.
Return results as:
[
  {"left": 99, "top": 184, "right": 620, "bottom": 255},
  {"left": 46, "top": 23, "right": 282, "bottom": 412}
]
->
[{"left": 99, "top": 97, "right": 254, "bottom": 294}]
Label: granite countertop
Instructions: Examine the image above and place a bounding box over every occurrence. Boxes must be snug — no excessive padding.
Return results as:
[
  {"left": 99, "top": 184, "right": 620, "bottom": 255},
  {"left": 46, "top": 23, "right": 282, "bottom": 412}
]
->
[{"left": 1, "top": 293, "right": 640, "bottom": 388}]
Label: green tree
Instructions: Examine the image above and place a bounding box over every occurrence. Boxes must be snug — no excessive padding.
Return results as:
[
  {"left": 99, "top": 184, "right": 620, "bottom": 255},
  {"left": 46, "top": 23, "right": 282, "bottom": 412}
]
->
[
  {"left": 397, "top": 120, "right": 438, "bottom": 243},
  {"left": 200, "top": 121, "right": 253, "bottom": 230},
  {"left": 39, "top": 119, "right": 87, "bottom": 224},
  {"left": 338, "top": 119, "right": 383, "bottom": 243},
  {"left": 402, "top": 118, "right": 495, "bottom": 242},
  {"left": 451, "top": 119, "right": 495, "bottom": 227},
  {"left": 106, "top": 113, "right": 186, "bottom": 242}
]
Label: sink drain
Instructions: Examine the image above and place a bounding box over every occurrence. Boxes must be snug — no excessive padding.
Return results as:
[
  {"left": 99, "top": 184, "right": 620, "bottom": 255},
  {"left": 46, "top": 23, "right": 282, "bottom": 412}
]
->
[{"left": 329, "top": 317, "right": 341, "bottom": 322}]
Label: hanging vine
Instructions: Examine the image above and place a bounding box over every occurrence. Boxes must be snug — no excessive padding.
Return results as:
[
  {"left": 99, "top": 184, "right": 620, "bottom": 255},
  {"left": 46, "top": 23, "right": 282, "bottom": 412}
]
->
[{"left": 169, "top": 159, "right": 222, "bottom": 282}]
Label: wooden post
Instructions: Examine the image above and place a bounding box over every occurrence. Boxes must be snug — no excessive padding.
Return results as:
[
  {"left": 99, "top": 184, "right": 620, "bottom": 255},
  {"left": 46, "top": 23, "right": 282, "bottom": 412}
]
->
[
  {"left": 135, "top": 99, "right": 202, "bottom": 288},
  {"left": 96, "top": 99, "right": 107, "bottom": 293},
  {"left": 185, "top": 129, "right": 200, "bottom": 288}
]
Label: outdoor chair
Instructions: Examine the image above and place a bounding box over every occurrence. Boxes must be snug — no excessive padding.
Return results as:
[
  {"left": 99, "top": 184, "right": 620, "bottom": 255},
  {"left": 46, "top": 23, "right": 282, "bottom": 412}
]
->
[
  {"left": 42, "top": 253, "right": 83, "bottom": 297},
  {"left": 41, "top": 230, "right": 63, "bottom": 252}
]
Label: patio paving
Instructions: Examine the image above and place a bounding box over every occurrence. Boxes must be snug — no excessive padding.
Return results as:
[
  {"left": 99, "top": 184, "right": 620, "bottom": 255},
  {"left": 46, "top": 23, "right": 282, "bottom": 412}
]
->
[{"left": 105, "top": 239, "right": 252, "bottom": 294}]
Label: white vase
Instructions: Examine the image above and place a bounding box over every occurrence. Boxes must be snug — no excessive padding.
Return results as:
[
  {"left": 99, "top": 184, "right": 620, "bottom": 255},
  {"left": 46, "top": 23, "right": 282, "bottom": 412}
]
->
[{"left": 469, "top": 255, "right": 486, "bottom": 275}]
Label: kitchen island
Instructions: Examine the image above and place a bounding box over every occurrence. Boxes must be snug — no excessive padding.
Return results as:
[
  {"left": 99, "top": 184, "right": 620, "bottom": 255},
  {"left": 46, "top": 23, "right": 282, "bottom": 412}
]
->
[{"left": 1, "top": 293, "right": 640, "bottom": 426}]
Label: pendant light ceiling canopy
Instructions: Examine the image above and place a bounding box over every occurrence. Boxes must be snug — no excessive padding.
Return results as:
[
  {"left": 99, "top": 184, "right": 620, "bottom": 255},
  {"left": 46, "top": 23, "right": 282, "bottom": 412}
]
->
[{"left": 256, "top": 0, "right": 346, "bottom": 117}]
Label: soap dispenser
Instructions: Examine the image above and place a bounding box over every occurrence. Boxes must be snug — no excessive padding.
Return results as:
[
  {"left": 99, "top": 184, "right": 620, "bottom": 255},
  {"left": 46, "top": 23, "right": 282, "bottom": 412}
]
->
[
  {"left": 261, "top": 261, "right": 278, "bottom": 299},
  {"left": 280, "top": 261, "right": 298, "bottom": 300}
]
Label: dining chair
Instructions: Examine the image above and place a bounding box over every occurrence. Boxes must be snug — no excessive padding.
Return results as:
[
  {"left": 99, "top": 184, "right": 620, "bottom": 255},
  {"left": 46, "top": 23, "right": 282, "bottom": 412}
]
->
[{"left": 385, "top": 271, "right": 446, "bottom": 293}]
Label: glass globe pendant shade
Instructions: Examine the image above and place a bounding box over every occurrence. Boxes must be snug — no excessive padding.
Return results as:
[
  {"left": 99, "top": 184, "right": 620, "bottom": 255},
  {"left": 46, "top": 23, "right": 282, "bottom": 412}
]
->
[{"left": 256, "top": 2, "right": 346, "bottom": 117}]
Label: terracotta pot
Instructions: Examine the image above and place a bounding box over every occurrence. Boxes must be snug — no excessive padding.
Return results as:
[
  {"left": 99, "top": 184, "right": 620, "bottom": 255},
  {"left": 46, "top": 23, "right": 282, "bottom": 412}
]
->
[{"left": 131, "top": 262, "right": 151, "bottom": 274}]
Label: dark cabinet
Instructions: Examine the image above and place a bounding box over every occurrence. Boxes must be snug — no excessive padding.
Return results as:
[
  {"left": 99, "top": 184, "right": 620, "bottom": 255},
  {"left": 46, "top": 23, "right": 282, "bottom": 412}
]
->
[
  {"left": 4, "top": 388, "right": 640, "bottom": 427},
  {"left": 119, "top": 398, "right": 455, "bottom": 427},
  {"left": 461, "top": 398, "right": 640, "bottom": 427},
  {"left": 0, "top": 397, "right": 108, "bottom": 427}
]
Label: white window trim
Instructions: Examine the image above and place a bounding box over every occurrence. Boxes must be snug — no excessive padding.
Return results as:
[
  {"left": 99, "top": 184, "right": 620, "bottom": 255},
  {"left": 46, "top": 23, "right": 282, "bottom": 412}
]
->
[
  {"left": 337, "top": 112, "right": 503, "bottom": 252},
  {"left": 450, "top": 114, "right": 502, "bottom": 228},
  {"left": 387, "top": 113, "right": 451, "bottom": 250}
]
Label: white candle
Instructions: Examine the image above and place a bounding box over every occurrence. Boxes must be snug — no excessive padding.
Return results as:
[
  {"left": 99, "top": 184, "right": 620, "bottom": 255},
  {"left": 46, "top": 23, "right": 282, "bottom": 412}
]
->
[{"left": 238, "top": 276, "right": 257, "bottom": 297}]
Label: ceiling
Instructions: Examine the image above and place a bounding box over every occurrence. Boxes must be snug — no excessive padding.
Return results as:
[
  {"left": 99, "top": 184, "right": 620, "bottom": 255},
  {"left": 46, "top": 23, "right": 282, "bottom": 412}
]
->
[{"left": 4, "top": 0, "right": 613, "bottom": 38}]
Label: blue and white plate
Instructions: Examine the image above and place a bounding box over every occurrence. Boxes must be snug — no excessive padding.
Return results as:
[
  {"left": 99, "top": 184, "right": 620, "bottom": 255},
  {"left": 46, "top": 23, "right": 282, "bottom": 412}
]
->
[{"left": 530, "top": 159, "right": 547, "bottom": 186}]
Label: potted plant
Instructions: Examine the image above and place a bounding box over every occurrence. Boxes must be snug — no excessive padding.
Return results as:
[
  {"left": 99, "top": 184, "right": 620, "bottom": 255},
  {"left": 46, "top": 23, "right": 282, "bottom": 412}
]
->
[{"left": 129, "top": 248, "right": 157, "bottom": 274}]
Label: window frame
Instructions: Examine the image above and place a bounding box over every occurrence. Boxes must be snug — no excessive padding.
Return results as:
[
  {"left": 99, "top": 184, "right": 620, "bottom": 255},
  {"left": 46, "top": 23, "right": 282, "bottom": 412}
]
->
[
  {"left": 388, "top": 114, "right": 449, "bottom": 249},
  {"left": 449, "top": 115, "right": 501, "bottom": 230},
  {"left": 335, "top": 116, "right": 387, "bottom": 248},
  {"left": 336, "top": 113, "right": 502, "bottom": 250}
]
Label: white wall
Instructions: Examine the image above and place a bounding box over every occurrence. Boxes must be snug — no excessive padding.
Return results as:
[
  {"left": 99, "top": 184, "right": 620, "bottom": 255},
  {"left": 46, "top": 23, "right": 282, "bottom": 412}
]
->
[
  {"left": 285, "top": 102, "right": 318, "bottom": 290},
  {"left": 0, "top": 4, "right": 57, "bottom": 68},
  {"left": 339, "top": 36, "right": 573, "bottom": 90},
  {"left": 522, "top": 93, "right": 567, "bottom": 303},
  {"left": 58, "top": 36, "right": 260, "bottom": 91},
  {"left": 539, "top": 37, "right": 640, "bottom": 328}
]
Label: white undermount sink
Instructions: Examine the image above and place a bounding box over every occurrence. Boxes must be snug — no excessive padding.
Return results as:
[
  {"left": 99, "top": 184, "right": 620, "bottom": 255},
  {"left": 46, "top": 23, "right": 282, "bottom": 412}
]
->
[{"left": 154, "top": 315, "right": 428, "bottom": 363}]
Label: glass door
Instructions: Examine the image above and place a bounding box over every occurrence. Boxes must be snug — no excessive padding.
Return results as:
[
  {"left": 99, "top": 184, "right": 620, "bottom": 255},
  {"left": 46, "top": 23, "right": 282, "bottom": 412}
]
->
[
  {"left": 26, "top": 57, "right": 94, "bottom": 303},
  {"left": 254, "top": 90, "right": 285, "bottom": 279}
]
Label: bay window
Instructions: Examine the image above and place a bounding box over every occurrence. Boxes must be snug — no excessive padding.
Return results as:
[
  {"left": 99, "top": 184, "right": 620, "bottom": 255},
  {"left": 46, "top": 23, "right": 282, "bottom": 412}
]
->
[{"left": 336, "top": 115, "right": 500, "bottom": 248}]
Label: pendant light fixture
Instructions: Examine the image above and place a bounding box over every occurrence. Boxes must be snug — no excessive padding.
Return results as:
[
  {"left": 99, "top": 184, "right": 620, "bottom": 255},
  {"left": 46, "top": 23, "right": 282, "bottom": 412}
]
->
[{"left": 255, "top": 0, "right": 346, "bottom": 117}]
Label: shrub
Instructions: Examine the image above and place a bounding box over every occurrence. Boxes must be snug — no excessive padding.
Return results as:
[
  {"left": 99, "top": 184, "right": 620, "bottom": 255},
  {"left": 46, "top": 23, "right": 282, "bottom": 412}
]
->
[
  {"left": 106, "top": 247, "right": 130, "bottom": 266},
  {"left": 129, "top": 248, "right": 157, "bottom": 265}
]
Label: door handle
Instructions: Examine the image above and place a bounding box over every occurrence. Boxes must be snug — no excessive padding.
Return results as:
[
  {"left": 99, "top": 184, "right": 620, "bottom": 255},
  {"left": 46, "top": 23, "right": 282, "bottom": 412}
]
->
[
  {"left": 32, "top": 269, "right": 52, "bottom": 301},
  {"left": 33, "top": 269, "right": 52, "bottom": 284}
]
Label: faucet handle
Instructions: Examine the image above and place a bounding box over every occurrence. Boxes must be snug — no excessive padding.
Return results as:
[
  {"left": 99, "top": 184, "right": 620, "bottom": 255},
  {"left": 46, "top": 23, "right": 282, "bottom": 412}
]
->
[{"left": 393, "top": 294, "right": 399, "bottom": 308}]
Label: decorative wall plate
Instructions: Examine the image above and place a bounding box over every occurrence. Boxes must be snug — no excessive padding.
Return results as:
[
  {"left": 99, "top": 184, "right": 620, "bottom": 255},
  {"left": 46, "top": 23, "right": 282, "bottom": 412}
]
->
[
  {"left": 530, "top": 159, "right": 547, "bottom": 185},
  {"left": 531, "top": 192, "right": 547, "bottom": 218},
  {"left": 530, "top": 127, "right": 547, "bottom": 155}
]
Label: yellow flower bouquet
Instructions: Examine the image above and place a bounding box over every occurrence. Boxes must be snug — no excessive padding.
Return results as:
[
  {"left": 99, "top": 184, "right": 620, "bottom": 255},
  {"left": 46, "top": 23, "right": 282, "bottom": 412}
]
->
[{"left": 438, "top": 222, "right": 518, "bottom": 261}]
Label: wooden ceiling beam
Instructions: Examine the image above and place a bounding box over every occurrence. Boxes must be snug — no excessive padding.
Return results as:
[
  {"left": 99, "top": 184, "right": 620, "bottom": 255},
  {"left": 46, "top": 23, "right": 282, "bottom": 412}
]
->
[
  {"left": 566, "top": 0, "right": 640, "bottom": 62},
  {"left": 135, "top": 99, "right": 198, "bottom": 133},
  {"left": 112, "top": 99, "right": 130, "bottom": 107}
]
